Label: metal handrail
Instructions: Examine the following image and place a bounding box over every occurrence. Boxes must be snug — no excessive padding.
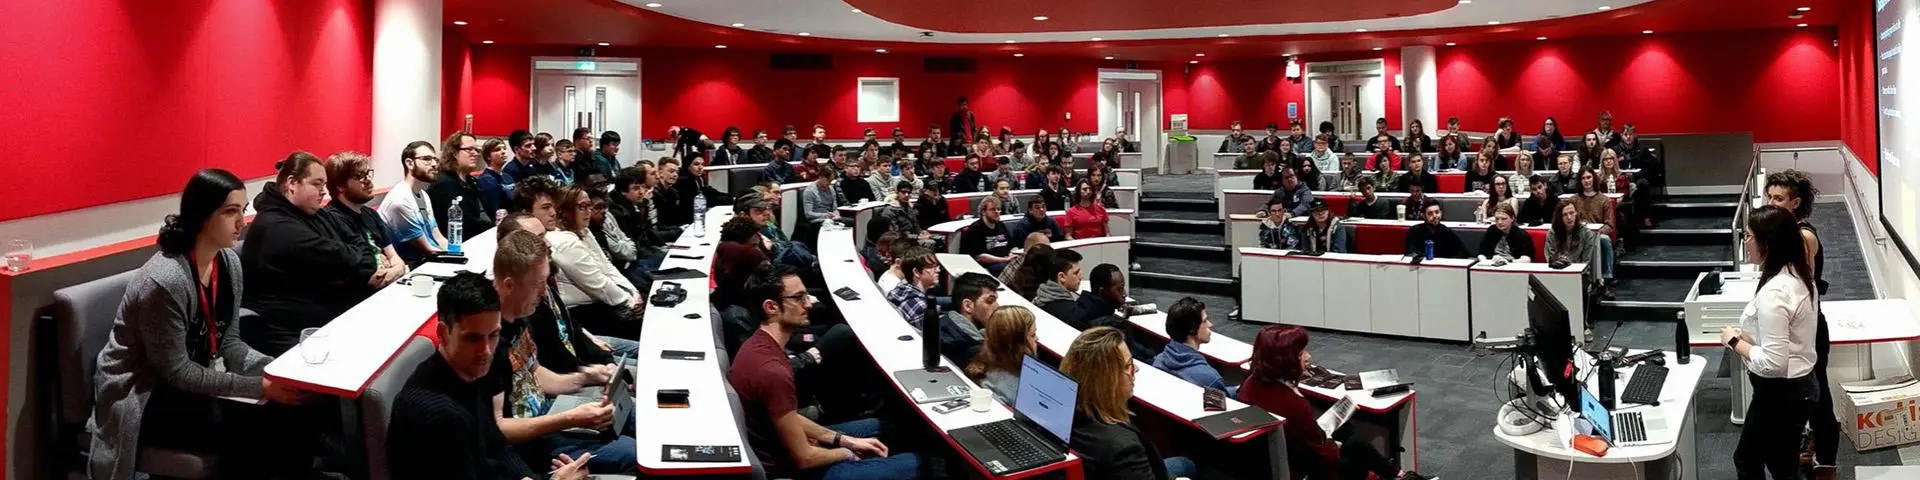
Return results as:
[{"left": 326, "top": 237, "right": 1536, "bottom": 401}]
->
[{"left": 1732, "top": 147, "right": 1763, "bottom": 265}]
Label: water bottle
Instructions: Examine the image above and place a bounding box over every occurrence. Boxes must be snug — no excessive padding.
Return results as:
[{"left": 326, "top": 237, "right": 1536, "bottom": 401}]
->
[
  {"left": 1424, "top": 239, "right": 1434, "bottom": 260},
  {"left": 692, "top": 193, "right": 708, "bottom": 237},
  {"left": 447, "top": 197, "right": 464, "bottom": 254}
]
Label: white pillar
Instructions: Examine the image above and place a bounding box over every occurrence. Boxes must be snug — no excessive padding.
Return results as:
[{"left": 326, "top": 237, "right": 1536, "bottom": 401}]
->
[
  {"left": 373, "top": 0, "right": 442, "bottom": 187},
  {"left": 1400, "top": 45, "right": 1438, "bottom": 132}
]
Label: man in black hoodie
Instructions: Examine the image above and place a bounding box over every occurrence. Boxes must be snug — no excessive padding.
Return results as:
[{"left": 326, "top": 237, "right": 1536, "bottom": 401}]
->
[
  {"left": 241, "top": 152, "right": 376, "bottom": 356},
  {"left": 949, "top": 153, "right": 989, "bottom": 194},
  {"left": 1071, "top": 263, "right": 1154, "bottom": 362}
]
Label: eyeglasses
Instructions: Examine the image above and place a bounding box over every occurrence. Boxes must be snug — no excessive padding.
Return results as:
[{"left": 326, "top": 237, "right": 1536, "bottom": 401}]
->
[
  {"left": 458, "top": 146, "right": 480, "bottom": 153},
  {"left": 352, "top": 170, "right": 374, "bottom": 182},
  {"left": 776, "top": 292, "right": 809, "bottom": 304},
  {"left": 411, "top": 155, "right": 439, "bottom": 163}
]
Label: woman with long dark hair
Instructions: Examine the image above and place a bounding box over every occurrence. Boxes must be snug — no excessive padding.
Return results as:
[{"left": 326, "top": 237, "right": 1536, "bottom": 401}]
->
[
  {"left": 1434, "top": 134, "right": 1464, "bottom": 171},
  {"left": 90, "top": 169, "right": 317, "bottom": 479},
  {"left": 1236, "top": 325, "right": 1432, "bottom": 480},
  {"left": 1537, "top": 116, "right": 1567, "bottom": 153},
  {"left": 1547, "top": 200, "right": 1610, "bottom": 296},
  {"left": 1764, "top": 171, "right": 1837, "bottom": 476},
  {"left": 1724, "top": 205, "right": 1821, "bottom": 480}
]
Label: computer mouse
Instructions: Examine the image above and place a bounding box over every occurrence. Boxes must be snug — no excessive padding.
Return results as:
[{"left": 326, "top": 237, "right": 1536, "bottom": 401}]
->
[{"left": 1643, "top": 355, "right": 1666, "bottom": 366}]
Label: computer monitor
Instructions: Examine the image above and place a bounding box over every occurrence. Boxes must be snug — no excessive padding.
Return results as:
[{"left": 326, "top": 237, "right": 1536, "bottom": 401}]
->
[
  {"left": 1526, "top": 274, "right": 1578, "bottom": 406},
  {"left": 1013, "top": 355, "right": 1079, "bottom": 444}
]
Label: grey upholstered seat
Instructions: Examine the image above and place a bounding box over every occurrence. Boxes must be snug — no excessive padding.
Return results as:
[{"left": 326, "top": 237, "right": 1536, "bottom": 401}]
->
[{"left": 357, "top": 337, "right": 435, "bottom": 480}]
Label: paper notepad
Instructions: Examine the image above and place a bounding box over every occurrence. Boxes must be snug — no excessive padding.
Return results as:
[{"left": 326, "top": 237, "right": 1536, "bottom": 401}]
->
[{"left": 1317, "top": 394, "right": 1356, "bottom": 435}]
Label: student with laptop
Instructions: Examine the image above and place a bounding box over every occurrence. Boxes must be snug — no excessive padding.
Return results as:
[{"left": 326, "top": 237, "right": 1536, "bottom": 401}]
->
[
  {"left": 729, "top": 264, "right": 921, "bottom": 479},
  {"left": 1062, "top": 327, "right": 1198, "bottom": 480},
  {"left": 964, "top": 306, "right": 1041, "bottom": 403},
  {"left": 1151, "top": 297, "right": 1235, "bottom": 396},
  {"left": 387, "top": 272, "right": 592, "bottom": 480},
  {"left": 1236, "top": 325, "right": 1434, "bottom": 480},
  {"left": 1722, "top": 205, "right": 1821, "bottom": 480}
]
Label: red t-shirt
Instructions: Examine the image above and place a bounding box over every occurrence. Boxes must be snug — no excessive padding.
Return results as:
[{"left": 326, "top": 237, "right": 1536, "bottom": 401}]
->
[
  {"left": 1063, "top": 205, "right": 1109, "bottom": 239},
  {"left": 727, "top": 330, "right": 797, "bottom": 474}
]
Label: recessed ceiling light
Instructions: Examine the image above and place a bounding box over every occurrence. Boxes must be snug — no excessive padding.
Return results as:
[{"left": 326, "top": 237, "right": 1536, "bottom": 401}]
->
[
  {"left": 1642, "top": 30, "right": 1654, "bottom": 34},
  {"left": 1189, "top": 60, "right": 1199, "bottom": 64},
  {"left": 715, "top": 45, "right": 726, "bottom": 48},
  {"left": 1445, "top": 42, "right": 1457, "bottom": 46},
  {"left": 1487, "top": 20, "right": 1501, "bottom": 25},
  {"left": 1459, "top": 0, "right": 1472, "bottom": 3},
  {"left": 731, "top": 22, "right": 745, "bottom": 27},
  {"left": 1005, "top": 40, "right": 1017, "bottom": 43},
  {"left": 1090, "top": 37, "right": 1103, "bottom": 41},
  {"left": 481, "top": 40, "right": 494, "bottom": 44},
  {"left": 798, "top": 32, "right": 811, "bottom": 36},
  {"left": 1194, "top": 53, "right": 1205, "bottom": 57},
  {"left": 598, "top": 42, "right": 611, "bottom": 46},
  {"left": 1033, "top": 16, "right": 1049, "bottom": 21},
  {"left": 851, "top": 8, "right": 862, "bottom": 13},
  {"left": 1104, "top": 56, "right": 1114, "bottom": 60},
  {"left": 1797, "top": 23, "right": 1808, "bottom": 27},
  {"left": 875, "top": 48, "right": 887, "bottom": 53},
  {"left": 452, "top": 20, "right": 468, "bottom": 26},
  {"left": 1372, "top": 47, "right": 1383, "bottom": 51},
  {"left": 1598, "top": 5, "right": 1611, "bottom": 10},
  {"left": 644, "top": 2, "right": 662, "bottom": 7},
  {"left": 1798, "top": 7, "right": 1812, "bottom": 12},
  {"left": 1356, "top": 28, "right": 1369, "bottom": 32},
  {"left": 1536, "top": 36, "right": 1547, "bottom": 40},
  {"left": 1218, "top": 33, "right": 1230, "bottom": 37},
  {"left": 1014, "top": 53, "right": 1025, "bottom": 57}
]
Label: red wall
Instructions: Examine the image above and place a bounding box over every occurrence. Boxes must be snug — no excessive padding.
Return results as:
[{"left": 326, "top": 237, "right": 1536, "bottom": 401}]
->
[
  {"left": 0, "top": 0, "right": 373, "bottom": 222},
  {"left": 1839, "top": 0, "right": 1879, "bottom": 174},
  {"left": 456, "top": 45, "right": 1184, "bottom": 140},
  {"left": 1436, "top": 28, "right": 1840, "bottom": 143},
  {"left": 1182, "top": 51, "right": 1403, "bottom": 130}
]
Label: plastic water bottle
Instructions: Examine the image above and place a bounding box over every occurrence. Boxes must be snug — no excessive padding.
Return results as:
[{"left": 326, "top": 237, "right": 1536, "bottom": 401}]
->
[
  {"left": 447, "top": 197, "right": 464, "bottom": 254},
  {"left": 692, "top": 193, "right": 708, "bottom": 237},
  {"left": 1424, "top": 239, "right": 1434, "bottom": 261}
]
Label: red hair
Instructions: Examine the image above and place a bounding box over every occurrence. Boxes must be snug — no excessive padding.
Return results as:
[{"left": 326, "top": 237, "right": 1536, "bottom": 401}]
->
[{"left": 1251, "top": 325, "right": 1310, "bottom": 384}]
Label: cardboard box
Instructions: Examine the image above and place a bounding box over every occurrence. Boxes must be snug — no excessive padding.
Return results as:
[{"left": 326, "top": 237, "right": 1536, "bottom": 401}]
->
[{"left": 1841, "top": 378, "right": 1920, "bottom": 451}]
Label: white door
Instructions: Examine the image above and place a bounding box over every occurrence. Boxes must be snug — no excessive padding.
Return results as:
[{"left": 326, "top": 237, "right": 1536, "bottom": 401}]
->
[
  {"left": 531, "top": 60, "right": 640, "bottom": 164},
  {"left": 1097, "top": 74, "right": 1163, "bottom": 171},
  {"left": 1304, "top": 63, "right": 1387, "bottom": 144},
  {"left": 1354, "top": 75, "right": 1385, "bottom": 141}
]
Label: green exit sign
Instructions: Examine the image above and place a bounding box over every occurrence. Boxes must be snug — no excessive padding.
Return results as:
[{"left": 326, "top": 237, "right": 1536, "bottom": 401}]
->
[{"left": 575, "top": 61, "right": 597, "bottom": 71}]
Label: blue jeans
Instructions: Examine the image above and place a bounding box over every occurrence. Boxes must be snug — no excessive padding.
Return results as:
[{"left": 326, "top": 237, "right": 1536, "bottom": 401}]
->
[
  {"left": 601, "top": 335, "right": 640, "bottom": 359},
  {"left": 547, "top": 433, "right": 639, "bottom": 473},
  {"left": 1164, "top": 456, "right": 1198, "bottom": 479},
  {"left": 809, "top": 418, "right": 921, "bottom": 480},
  {"left": 1597, "top": 236, "right": 1615, "bottom": 279}
]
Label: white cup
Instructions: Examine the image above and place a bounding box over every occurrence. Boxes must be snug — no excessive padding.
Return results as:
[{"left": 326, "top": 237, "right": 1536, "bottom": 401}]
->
[
  {"left": 410, "top": 276, "right": 435, "bottom": 297},
  {"left": 1395, "top": 204, "right": 1408, "bottom": 218},
  {"left": 969, "top": 387, "right": 993, "bottom": 412}
]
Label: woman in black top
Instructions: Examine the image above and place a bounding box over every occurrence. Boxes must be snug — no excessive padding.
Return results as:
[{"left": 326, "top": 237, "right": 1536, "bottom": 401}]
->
[
  {"left": 1578, "top": 132, "right": 1606, "bottom": 170},
  {"left": 241, "top": 152, "right": 377, "bottom": 356},
  {"left": 1478, "top": 203, "right": 1536, "bottom": 264},
  {"left": 1403, "top": 119, "right": 1435, "bottom": 154},
  {"left": 1062, "top": 327, "right": 1196, "bottom": 480},
  {"left": 1537, "top": 117, "right": 1567, "bottom": 153},
  {"left": 1493, "top": 118, "right": 1523, "bottom": 149},
  {"left": 1464, "top": 150, "right": 1499, "bottom": 193},
  {"left": 1766, "top": 170, "right": 1836, "bottom": 474}
]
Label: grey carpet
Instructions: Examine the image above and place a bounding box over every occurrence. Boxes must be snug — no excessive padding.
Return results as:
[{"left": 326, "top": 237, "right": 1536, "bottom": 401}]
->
[{"left": 1810, "top": 199, "right": 1876, "bottom": 301}]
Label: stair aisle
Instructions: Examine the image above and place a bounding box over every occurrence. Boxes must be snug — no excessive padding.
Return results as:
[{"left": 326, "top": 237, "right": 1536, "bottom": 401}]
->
[
  {"left": 1604, "top": 193, "right": 1741, "bottom": 322},
  {"left": 1131, "top": 175, "right": 1236, "bottom": 295}
]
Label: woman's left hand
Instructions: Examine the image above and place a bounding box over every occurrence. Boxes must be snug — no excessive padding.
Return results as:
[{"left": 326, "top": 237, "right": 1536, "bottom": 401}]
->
[{"left": 1719, "top": 326, "right": 1745, "bottom": 346}]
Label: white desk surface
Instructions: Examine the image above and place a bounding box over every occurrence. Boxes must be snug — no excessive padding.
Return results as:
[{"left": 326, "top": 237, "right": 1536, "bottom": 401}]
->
[
  {"left": 1239, "top": 248, "right": 1477, "bottom": 269},
  {"left": 820, "top": 232, "right": 1083, "bottom": 476},
  {"left": 636, "top": 210, "right": 750, "bottom": 474},
  {"left": 264, "top": 228, "right": 497, "bottom": 397},
  {"left": 1820, "top": 299, "right": 1920, "bottom": 345},
  {"left": 1471, "top": 261, "right": 1590, "bottom": 275},
  {"left": 1493, "top": 351, "right": 1705, "bottom": 464},
  {"left": 933, "top": 254, "right": 1283, "bottom": 440}
]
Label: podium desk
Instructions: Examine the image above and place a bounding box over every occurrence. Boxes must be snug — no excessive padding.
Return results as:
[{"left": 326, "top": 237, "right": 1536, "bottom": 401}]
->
[
  {"left": 1237, "top": 248, "right": 1475, "bottom": 341},
  {"left": 1494, "top": 351, "right": 1705, "bottom": 479}
]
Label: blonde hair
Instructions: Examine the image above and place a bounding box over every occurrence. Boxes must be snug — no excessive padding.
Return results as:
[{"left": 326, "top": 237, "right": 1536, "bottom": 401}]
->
[
  {"left": 965, "top": 306, "right": 1037, "bottom": 381},
  {"left": 1600, "top": 149, "right": 1622, "bottom": 179},
  {"left": 1060, "top": 326, "right": 1133, "bottom": 425}
]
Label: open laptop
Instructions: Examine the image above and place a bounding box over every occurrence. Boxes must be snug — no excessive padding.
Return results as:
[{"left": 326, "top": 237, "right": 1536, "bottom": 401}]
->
[
  {"left": 551, "top": 353, "right": 635, "bottom": 438},
  {"left": 1577, "top": 384, "right": 1670, "bottom": 448},
  {"left": 948, "top": 356, "right": 1075, "bottom": 475}
]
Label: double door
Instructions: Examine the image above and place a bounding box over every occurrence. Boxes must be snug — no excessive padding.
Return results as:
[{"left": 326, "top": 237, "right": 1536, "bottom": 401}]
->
[
  {"left": 1308, "top": 74, "right": 1385, "bottom": 142},
  {"left": 532, "top": 63, "right": 639, "bottom": 155},
  {"left": 1098, "top": 74, "right": 1162, "bottom": 169}
]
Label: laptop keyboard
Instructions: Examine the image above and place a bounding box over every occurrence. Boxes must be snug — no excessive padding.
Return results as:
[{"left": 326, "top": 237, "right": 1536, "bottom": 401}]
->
[
  {"left": 1614, "top": 411, "right": 1648, "bottom": 443},
  {"left": 976, "top": 421, "right": 1053, "bottom": 468}
]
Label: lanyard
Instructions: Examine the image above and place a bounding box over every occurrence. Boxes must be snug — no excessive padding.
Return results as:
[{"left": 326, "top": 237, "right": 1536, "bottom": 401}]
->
[{"left": 190, "top": 254, "right": 220, "bottom": 356}]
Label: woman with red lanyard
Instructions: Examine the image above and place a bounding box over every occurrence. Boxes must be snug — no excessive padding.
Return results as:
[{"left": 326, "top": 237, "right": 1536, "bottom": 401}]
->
[
  {"left": 88, "top": 169, "right": 318, "bottom": 480},
  {"left": 1063, "top": 179, "right": 1110, "bottom": 240}
]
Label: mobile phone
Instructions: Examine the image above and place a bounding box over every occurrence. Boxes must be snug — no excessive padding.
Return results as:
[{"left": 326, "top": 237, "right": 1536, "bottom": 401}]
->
[
  {"left": 661, "top": 350, "right": 706, "bottom": 361},
  {"left": 1202, "top": 388, "right": 1226, "bottom": 412},
  {"left": 932, "top": 398, "right": 970, "bottom": 414}
]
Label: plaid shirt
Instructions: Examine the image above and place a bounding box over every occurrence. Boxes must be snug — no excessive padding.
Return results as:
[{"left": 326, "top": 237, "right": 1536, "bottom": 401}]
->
[{"left": 888, "top": 282, "right": 930, "bottom": 328}]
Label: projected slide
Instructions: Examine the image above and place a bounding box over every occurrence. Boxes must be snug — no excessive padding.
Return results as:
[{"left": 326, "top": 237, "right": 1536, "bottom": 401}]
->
[{"left": 1880, "top": 0, "right": 1920, "bottom": 257}]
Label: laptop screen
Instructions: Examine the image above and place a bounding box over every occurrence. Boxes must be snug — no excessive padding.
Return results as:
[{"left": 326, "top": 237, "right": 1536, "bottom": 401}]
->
[
  {"left": 1578, "top": 386, "right": 1612, "bottom": 443},
  {"left": 1014, "top": 355, "right": 1079, "bottom": 444}
]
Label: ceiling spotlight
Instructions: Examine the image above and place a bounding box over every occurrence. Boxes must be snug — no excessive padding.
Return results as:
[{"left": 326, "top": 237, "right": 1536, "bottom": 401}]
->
[
  {"left": 1372, "top": 47, "right": 1383, "bottom": 51},
  {"left": 1798, "top": 7, "right": 1812, "bottom": 12},
  {"left": 1195, "top": 53, "right": 1206, "bottom": 57},
  {"left": 644, "top": 2, "right": 662, "bottom": 7},
  {"left": 1642, "top": 30, "right": 1654, "bottom": 34},
  {"left": 1356, "top": 28, "right": 1369, "bottom": 32},
  {"left": 1104, "top": 56, "right": 1115, "bottom": 60},
  {"left": 1189, "top": 60, "right": 1199, "bottom": 64},
  {"left": 1459, "top": 0, "right": 1472, "bottom": 3},
  {"left": 1005, "top": 40, "right": 1017, "bottom": 43},
  {"left": 1797, "top": 23, "right": 1809, "bottom": 27},
  {"left": 1598, "top": 6, "right": 1611, "bottom": 11},
  {"left": 1218, "top": 33, "right": 1230, "bottom": 37},
  {"left": 798, "top": 32, "right": 811, "bottom": 36},
  {"left": 1536, "top": 36, "right": 1547, "bottom": 40},
  {"left": 875, "top": 48, "right": 887, "bottom": 53},
  {"left": 1033, "top": 16, "right": 1049, "bottom": 21},
  {"left": 1445, "top": 42, "right": 1457, "bottom": 46},
  {"left": 1487, "top": 20, "right": 1501, "bottom": 25},
  {"left": 452, "top": 20, "right": 468, "bottom": 26},
  {"left": 731, "top": 22, "right": 745, "bottom": 27},
  {"left": 715, "top": 45, "right": 727, "bottom": 48},
  {"left": 598, "top": 42, "right": 611, "bottom": 46},
  {"left": 851, "top": 8, "right": 862, "bottom": 13},
  {"left": 1090, "top": 37, "right": 1103, "bottom": 41},
  {"left": 1014, "top": 53, "right": 1025, "bottom": 57},
  {"left": 481, "top": 40, "right": 494, "bottom": 44}
]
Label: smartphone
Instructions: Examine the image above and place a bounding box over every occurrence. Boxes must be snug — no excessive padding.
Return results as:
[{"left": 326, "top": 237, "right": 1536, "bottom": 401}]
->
[
  {"left": 1202, "top": 388, "right": 1227, "bottom": 412},
  {"left": 661, "top": 350, "right": 706, "bottom": 361},
  {"left": 932, "top": 398, "right": 970, "bottom": 414}
]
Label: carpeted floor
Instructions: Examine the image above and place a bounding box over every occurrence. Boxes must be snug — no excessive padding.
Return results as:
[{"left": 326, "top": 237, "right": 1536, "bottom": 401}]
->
[{"left": 1125, "top": 177, "right": 1902, "bottom": 479}]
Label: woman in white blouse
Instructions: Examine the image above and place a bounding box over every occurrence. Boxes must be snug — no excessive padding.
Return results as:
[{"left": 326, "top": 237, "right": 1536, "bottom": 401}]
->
[
  {"left": 1720, "top": 204, "right": 1819, "bottom": 480},
  {"left": 547, "top": 183, "right": 642, "bottom": 339}
]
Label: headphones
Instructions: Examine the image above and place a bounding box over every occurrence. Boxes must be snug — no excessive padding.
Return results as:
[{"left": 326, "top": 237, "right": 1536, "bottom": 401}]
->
[
  {"left": 1498, "top": 399, "right": 1546, "bottom": 437},
  {"left": 649, "top": 281, "right": 688, "bottom": 307}
]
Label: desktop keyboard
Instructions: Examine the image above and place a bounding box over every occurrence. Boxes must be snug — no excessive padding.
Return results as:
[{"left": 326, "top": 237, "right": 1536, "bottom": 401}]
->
[
  {"left": 976, "top": 421, "right": 1052, "bottom": 469},
  {"left": 1614, "top": 411, "right": 1649, "bottom": 443},
  {"left": 1621, "top": 365, "right": 1669, "bottom": 406}
]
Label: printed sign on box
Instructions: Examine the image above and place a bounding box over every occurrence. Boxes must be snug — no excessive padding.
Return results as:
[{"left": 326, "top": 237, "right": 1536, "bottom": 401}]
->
[{"left": 1842, "top": 378, "right": 1920, "bottom": 451}]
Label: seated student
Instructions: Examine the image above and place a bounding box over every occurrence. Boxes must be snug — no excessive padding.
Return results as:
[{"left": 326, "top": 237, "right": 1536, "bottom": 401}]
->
[
  {"left": 1236, "top": 325, "right": 1434, "bottom": 480},
  {"left": 322, "top": 151, "right": 408, "bottom": 299},
  {"left": 240, "top": 152, "right": 376, "bottom": 356},
  {"left": 1252, "top": 158, "right": 1283, "bottom": 191},
  {"left": 1464, "top": 149, "right": 1499, "bottom": 194},
  {"left": 1064, "top": 180, "right": 1112, "bottom": 240},
  {"left": 1071, "top": 264, "right": 1154, "bottom": 362},
  {"left": 960, "top": 197, "right": 1017, "bottom": 274},
  {"left": 1395, "top": 155, "right": 1440, "bottom": 194},
  {"left": 886, "top": 247, "right": 944, "bottom": 324},
  {"left": 652, "top": 157, "right": 689, "bottom": 227},
  {"left": 1001, "top": 240, "right": 1054, "bottom": 299},
  {"left": 920, "top": 125, "right": 953, "bottom": 160},
  {"left": 1286, "top": 199, "right": 1349, "bottom": 253},
  {"left": 1084, "top": 165, "right": 1122, "bottom": 206},
  {"left": 1367, "top": 136, "right": 1403, "bottom": 171},
  {"left": 797, "top": 166, "right": 846, "bottom": 245},
  {"left": 1306, "top": 136, "right": 1339, "bottom": 177},
  {"left": 1038, "top": 166, "right": 1072, "bottom": 211},
  {"left": 763, "top": 141, "right": 799, "bottom": 184},
  {"left": 1012, "top": 198, "right": 1066, "bottom": 242},
  {"left": 1152, "top": 297, "right": 1235, "bottom": 396},
  {"left": 89, "top": 169, "right": 319, "bottom": 480},
  {"left": 1569, "top": 168, "right": 1619, "bottom": 253},
  {"left": 965, "top": 306, "right": 1039, "bottom": 403},
  {"left": 1232, "top": 140, "right": 1267, "bottom": 170},
  {"left": 876, "top": 238, "right": 923, "bottom": 294},
  {"left": 1348, "top": 177, "right": 1397, "bottom": 220},
  {"left": 1432, "top": 135, "right": 1465, "bottom": 172},
  {"left": 839, "top": 160, "right": 878, "bottom": 205},
  {"left": 477, "top": 138, "right": 511, "bottom": 218},
  {"left": 870, "top": 181, "right": 932, "bottom": 245},
  {"left": 380, "top": 141, "right": 452, "bottom": 267},
  {"left": 749, "top": 183, "right": 822, "bottom": 268},
  {"left": 386, "top": 272, "right": 593, "bottom": 480},
  {"left": 1035, "top": 249, "right": 1085, "bottom": 320},
  {"left": 1256, "top": 201, "right": 1291, "bottom": 249},
  {"left": 1333, "top": 154, "right": 1366, "bottom": 192},
  {"left": 1218, "top": 120, "right": 1254, "bottom": 153},
  {"left": 1508, "top": 149, "right": 1537, "bottom": 195},
  {"left": 914, "top": 183, "right": 952, "bottom": 228},
  {"left": 1478, "top": 203, "right": 1536, "bottom": 266},
  {"left": 607, "top": 166, "right": 669, "bottom": 259},
  {"left": 500, "top": 213, "right": 638, "bottom": 367},
  {"left": 636, "top": 161, "right": 686, "bottom": 240},
  {"left": 1405, "top": 199, "right": 1469, "bottom": 259},
  {"left": 430, "top": 131, "right": 497, "bottom": 242},
  {"left": 1315, "top": 121, "right": 1346, "bottom": 154},
  {"left": 935, "top": 272, "right": 999, "bottom": 371},
  {"left": 547, "top": 183, "right": 644, "bottom": 340},
  {"left": 1492, "top": 118, "right": 1523, "bottom": 150},
  {"left": 990, "top": 178, "right": 1022, "bottom": 216},
  {"left": 1062, "top": 327, "right": 1199, "bottom": 480},
  {"left": 583, "top": 185, "right": 641, "bottom": 275},
  {"left": 1516, "top": 175, "right": 1557, "bottom": 226},
  {"left": 1267, "top": 168, "right": 1316, "bottom": 218},
  {"left": 1365, "top": 117, "right": 1402, "bottom": 153},
  {"left": 1290, "top": 142, "right": 1325, "bottom": 191},
  {"left": 951, "top": 154, "right": 990, "bottom": 193},
  {"left": 924, "top": 159, "right": 953, "bottom": 195},
  {"left": 1403, "top": 119, "right": 1436, "bottom": 154},
  {"left": 796, "top": 145, "right": 830, "bottom": 183},
  {"left": 1475, "top": 174, "right": 1519, "bottom": 224},
  {"left": 1618, "top": 125, "right": 1662, "bottom": 228},
  {"left": 1549, "top": 154, "right": 1580, "bottom": 197},
  {"left": 1548, "top": 200, "right": 1613, "bottom": 297},
  {"left": 470, "top": 230, "right": 635, "bottom": 473}
]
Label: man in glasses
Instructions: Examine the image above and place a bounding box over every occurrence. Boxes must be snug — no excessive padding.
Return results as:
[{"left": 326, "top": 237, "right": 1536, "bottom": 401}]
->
[
  {"left": 323, "top": 151, "right": 407, "bottom": 303},
  {"left": 378, "top": 140, "right": 451, "bottom": 267}
]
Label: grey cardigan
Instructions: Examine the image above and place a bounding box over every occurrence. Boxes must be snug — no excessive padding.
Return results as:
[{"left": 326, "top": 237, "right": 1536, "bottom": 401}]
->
[
  {"left": 801, "top": 181, "right": 841, "bottom": 225},
  {"left": 88, "top": 249, "right": 272, "bottom": 480},
  {"left": 1546, "top": 227, "right": 1603, "bottom": 281}
]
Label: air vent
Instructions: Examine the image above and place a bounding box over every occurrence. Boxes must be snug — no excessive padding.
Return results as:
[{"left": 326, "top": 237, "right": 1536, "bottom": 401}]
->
[
  {"left": 770, "top": 53, "right": 833, "bottom": 70},
  {"left": 924, "top": 57, "right": 978, "bottom": 74}
]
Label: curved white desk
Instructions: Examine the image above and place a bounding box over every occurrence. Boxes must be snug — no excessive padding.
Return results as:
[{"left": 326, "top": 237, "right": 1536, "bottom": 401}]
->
[
  {"left": 929, "top": 210, "right": 1137, "bottom": 253},
  {"left": 1493, "top": 351, "right": 1704, "bottom": 479},
  {"left": 633, "top": 207, "right": 755, "bottom": 476}
]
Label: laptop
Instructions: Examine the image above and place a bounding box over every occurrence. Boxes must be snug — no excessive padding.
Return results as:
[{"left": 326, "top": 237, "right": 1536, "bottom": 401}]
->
[
  {"left": 892, "top": 367, "right": 973, "bottom": 404},
  {"left": 550, "top": 353, "right": 636, "bottom": 437},
  {"left": 948, "top": 356, "right": 1076, "bottom": 474},
  {"left": 1577, "top": 384, "right": 1670, "bottom": 447}
]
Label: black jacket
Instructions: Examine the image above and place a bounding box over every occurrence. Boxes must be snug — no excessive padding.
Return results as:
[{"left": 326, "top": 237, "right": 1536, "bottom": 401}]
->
[
  {"left": 239, "top": 184, "right": 374, "bottom": 356},
  {"left": 950, "top": 169, "right": 988, "bottom": 194},
  {"left": 1406, "top": 222, "right": 1470, "bottom": 259},
  {"left": 609, "top": 194, "right": 666, "bottom": 252},
  {"left": 654, "top": 179, "right": 688, "bottom": 227},
  {"left": 1070, "top": 295, "right": 1155, "bottom": 362},
  {"left": 712, "top": 144, "right": 744, "bottom": 166},
  {"left": 427, "top": 171, "right": 495, "bottom": 242},
  {"left": 915, "top": 195, "right": 951, "bottom": 228},
  {"left": 1478, "top": 224, "right": 1539, "bottom": 260},
  {"left": 1070, "top": 413, "right": 1172, "bottom": 480},
  {"left": 1517, "top": 196, "right": 1557, "bottom": 227},
  {"left": 530, "top": 268, "right": 616, "bottom": 374},
  {"left": 387, "top": 354, "right": 534, "bottom": 480}
]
